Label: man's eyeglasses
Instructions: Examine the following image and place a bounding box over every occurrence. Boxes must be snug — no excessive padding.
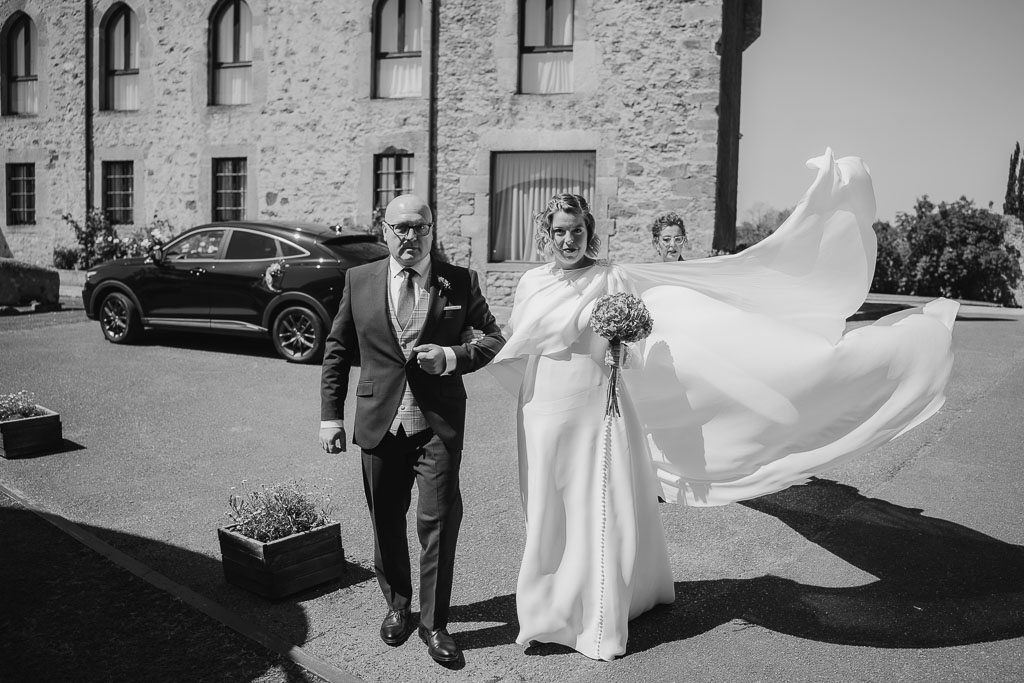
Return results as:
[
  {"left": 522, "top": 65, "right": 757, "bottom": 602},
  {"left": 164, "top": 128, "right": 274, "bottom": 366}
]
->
[
  {"left": 383, "top": 221, "right": 433, "bottom": 237},
  {"left": 659, "top": 236, "right": 686, "bottom": 245}
]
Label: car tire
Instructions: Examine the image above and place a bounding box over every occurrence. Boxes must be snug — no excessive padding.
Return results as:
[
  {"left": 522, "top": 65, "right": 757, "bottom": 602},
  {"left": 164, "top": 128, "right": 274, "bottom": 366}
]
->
[
  {"left": 99, "top": 291, "right": 143, "bottom": 344},
  {"left": 272, "top": 305, "right": 325, "bottom": 363}
]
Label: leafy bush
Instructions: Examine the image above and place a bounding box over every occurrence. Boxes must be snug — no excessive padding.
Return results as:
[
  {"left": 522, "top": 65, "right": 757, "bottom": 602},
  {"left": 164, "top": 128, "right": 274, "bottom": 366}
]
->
[
  {"left": 226, "top": 481, "right": 333, "bottom": 543},
  {"left": 0, "top": 391, "right": 46, "bottom": 422},
  {"left": 899, "top": 197, "right": 1021, "bottom": 306},
  {"left": 871, "top": 220, "right": 906, "bottom": 294},
  {"left": 55, "top": 211, "right": 177, "bottom": 270}
]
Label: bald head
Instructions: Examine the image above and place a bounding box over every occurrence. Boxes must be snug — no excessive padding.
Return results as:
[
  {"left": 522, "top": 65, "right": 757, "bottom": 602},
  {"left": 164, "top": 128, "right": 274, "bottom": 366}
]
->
[{"left": 384, "top": 194, "right": 433, "bottom": 226}]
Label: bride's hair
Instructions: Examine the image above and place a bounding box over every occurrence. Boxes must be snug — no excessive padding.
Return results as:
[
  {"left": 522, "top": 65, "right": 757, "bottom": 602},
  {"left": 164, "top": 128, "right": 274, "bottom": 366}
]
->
[{"left": 533, "top": 193, "right": 602, "bottom": 259}]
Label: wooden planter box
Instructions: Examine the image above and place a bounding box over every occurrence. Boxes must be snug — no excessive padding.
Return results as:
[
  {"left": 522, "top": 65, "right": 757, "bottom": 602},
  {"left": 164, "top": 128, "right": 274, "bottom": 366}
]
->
[
  {"left": 218, "top": 521, "right": 346, "bottom": 599},
  {"left": 0, "top": 406, "right": 62, "bottom": 459}
]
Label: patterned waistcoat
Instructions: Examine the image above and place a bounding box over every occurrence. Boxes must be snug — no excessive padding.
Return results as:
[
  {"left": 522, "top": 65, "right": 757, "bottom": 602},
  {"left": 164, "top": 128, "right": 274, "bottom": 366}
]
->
[{"left": 388, "top": 286, "right": 430, "bottom": 435}]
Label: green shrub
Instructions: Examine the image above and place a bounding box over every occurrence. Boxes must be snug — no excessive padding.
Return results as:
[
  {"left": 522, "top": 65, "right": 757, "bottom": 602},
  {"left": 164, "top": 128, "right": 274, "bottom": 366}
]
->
[
  {"left": 226, "top": 481, "right": 333, "bottom": 543},
  {"left": 0, "top": 391, "right": 46, "bottom": 422},
  {"left": 899, "top": 197, "right": 1021, "bottom": 306},
  {"left": 56, "top": 211, "right": 177, "bottom": 269},
  {"left": 52, "top": 245, "right": 81, "bottom": 270}
]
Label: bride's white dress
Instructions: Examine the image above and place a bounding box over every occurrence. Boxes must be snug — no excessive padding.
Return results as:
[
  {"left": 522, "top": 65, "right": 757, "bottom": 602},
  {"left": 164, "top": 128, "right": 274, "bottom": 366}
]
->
[{"left": 488, "top": 149, "right": 958, "bottom": 660}]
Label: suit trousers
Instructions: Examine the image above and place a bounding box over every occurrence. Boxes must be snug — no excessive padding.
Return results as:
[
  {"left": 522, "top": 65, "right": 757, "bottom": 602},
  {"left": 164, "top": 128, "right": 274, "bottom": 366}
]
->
[{"left": 361, "top": 428, "right": 463, "bottom": 631}]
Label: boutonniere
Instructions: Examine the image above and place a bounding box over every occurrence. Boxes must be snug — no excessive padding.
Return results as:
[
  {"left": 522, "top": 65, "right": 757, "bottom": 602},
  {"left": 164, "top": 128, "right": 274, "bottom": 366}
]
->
[{"left": 437, "top": 275, "right": 452, "bottom": 291}]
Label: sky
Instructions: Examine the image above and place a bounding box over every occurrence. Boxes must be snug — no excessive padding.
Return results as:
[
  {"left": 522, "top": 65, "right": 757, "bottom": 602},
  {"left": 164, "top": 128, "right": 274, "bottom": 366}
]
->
[{"left": 737, "top": 0, "right": 1024, "bottom": 225}]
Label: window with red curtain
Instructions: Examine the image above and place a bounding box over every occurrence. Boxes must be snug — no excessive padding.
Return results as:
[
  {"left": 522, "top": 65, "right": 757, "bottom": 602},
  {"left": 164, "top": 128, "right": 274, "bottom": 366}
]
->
[{"left": 489, "top": 151, "right": 595, "bottom": 262}]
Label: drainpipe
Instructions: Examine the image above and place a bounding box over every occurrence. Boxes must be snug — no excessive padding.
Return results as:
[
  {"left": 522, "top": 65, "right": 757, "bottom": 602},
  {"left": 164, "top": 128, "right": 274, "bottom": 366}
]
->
[
  {"left": 427, "top": 0, "right": 441, "bottom": 259},
  {"left": 84, "top": 0, "right": 94, "bottom": 214}
]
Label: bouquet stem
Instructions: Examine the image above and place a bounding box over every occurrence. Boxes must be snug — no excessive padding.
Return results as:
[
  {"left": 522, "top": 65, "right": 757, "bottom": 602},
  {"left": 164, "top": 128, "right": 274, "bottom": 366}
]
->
[{"left": 606, "top": 338, "right": 622, "bottom": 418}]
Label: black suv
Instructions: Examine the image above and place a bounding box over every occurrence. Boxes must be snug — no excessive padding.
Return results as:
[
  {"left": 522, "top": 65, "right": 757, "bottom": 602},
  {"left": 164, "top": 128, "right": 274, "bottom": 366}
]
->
[{"left": 82, "top": 220, "right": 388, "bottom": 362}]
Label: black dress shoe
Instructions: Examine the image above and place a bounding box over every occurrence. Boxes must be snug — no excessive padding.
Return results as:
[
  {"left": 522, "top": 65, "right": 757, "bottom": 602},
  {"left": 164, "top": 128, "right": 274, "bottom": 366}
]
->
[
  {"left": 380, "top": 609, "right": 412, "bottom": 645},
  {"left": 418, "top": 625, "right": 461, "bottom": 662}
]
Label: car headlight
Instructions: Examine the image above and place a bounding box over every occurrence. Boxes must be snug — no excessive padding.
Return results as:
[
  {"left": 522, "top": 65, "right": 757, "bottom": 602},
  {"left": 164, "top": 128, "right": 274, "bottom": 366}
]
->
[{"left": 85, "top": 270, "right": 97, "bottom": 282}]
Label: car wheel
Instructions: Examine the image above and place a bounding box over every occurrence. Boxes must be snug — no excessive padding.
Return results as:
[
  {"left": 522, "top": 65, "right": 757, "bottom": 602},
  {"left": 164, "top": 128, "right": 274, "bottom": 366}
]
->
[
  {"left": 99, "top": 291, "right": 142, "bottom": 344},
  {"left": 272, "top": 305, "right": 325, "bottom": 363}
]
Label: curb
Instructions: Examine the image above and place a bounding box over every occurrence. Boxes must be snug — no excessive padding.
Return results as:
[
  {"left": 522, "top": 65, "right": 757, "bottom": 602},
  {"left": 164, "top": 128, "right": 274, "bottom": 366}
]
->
[{"left": 0, "top": 479, "right": 365, "bottom": 683}]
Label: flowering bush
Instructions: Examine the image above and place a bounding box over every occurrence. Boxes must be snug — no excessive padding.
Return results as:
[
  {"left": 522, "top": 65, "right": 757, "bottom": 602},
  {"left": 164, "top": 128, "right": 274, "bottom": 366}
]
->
[
  {"left": 0, "top": 391, "right": 47, "bottom": 422},
  {"left": 226, "top": 481, "right": 334, "bottom": 543},
  {"left": 54, "top": 211, "right": 177, "bottom": 269},
  {"left": 589, "top": 292, "right": 654, "bottom": 416}
]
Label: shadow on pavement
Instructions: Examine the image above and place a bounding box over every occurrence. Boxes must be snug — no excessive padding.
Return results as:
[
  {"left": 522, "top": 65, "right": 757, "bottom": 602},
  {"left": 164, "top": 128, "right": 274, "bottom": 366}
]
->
[
  {"left": 140, "top": 329, "right": 283, "bottom": 360},
  {"left": 0, "top": 493, "right": 373, "bottom": 682},
  {"left": 626, "top": 478, "right": 1024, "bottom": 654}
]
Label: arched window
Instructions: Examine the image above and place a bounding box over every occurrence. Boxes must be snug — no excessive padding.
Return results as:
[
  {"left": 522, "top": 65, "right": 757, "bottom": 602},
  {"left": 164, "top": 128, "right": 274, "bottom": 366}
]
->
[
  {"left": 102, "top": 4, "right": 140, "bottom": 111},
  {"left": 519, "top": 0, "right": 574, "bottom": 94},
  {"left": 2, "top": 13, "right": 39, "bottom": 115},
  {"left": 210, "top": 0, "right": 252, "bottom": 105},
  {"left": 373, "top": 0, "right": 422, "bottom": 98}
]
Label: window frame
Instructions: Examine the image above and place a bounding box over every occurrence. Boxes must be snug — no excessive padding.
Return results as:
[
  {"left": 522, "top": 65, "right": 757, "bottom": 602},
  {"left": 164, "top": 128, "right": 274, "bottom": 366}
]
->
[
  {"left": 212, "top": 157, "right": 248, "bottom": 221},
  {"left": 209, "top": 0, "right": 253, "bottom": 105},
  {"left": 101, "top": 4, "right": 140, "bottom": 111},
  {"left": 101, "top": 160, "right": 134, "bottom": 225},
  {"left": 5, "top": 162, "right": 36, "bottom": 225},
  {"left": 488, "top": 150, "right": 596, "bottom": 263},
  {"left": 373, "top": 152, "right": 415, "bottom": 212},
  {"left": 2, "top": 13, "right": 39, "bottom": 116},
  {"left": 518, "top": 0, "right": 575, "bottom": 95},
  {"left": 372, "top": 0, "right": 423, "bottom": 99}
]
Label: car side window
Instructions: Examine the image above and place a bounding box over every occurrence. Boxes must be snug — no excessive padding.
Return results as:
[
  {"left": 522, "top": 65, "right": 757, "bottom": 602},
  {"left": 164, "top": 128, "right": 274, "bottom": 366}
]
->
[
  {"left": 165, "top": 230, "right": 226, "bottom": 260},
  {"left": 224, "top": 230, "right": 280, "bottom": 260},
  {"left": 280, "top": 241, "right": 303, "bottom": 257}
]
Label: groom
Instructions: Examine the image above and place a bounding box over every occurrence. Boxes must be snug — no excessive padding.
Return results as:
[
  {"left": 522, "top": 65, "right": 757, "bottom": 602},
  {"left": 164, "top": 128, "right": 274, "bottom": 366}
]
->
[{"left": 319, "top": 194, "right": 505, "bottom": 663}]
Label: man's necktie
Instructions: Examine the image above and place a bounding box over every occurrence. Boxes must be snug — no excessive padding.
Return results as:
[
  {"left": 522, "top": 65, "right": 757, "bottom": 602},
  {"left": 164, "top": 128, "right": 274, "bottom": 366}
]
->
[{"left": 397, "top": 267, "right": 415, "bottom": 327}]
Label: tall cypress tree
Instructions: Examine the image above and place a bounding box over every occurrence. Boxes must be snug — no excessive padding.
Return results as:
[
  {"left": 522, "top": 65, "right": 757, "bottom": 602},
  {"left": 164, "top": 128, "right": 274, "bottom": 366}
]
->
[{"left": 1005, "top": 142, "right": 1023, "bottom": 220}]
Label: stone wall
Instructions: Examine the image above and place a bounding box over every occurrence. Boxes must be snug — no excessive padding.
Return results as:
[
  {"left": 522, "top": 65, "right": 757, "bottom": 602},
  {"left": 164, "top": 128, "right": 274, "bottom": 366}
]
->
[
  {"left": 0, "top": 0, "right": 87, "bottom": 265},
  {"left": 2, "top": 0, "right": 725, "bottom": 307},
  {"left": 437, "top": 0, "right": 723, "bottom": 304}
]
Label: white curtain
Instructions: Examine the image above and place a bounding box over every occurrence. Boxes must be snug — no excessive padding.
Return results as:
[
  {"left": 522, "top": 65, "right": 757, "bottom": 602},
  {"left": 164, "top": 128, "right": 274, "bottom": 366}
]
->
[
  {"left": 214, "top": 1, "right": 253, "bottom": 104},
  {"left": 108, "top": 9, "right": 140, "bottom": 110},
  {"left": 521, "top": 52, "right": 572, "bottom": 94},
  {"left": 10, "top": 19, "right": 38, "bottom": 114},
  {"left": 378, "top": 57, "right": 422, "bottom": 98},
  {"left": 491, "top": 151, "right": 595, "bottom": 262},
  {"left": 377, "top": 0, "right": 422, "bottom": 97},
  {"left": 521, "top": 0, "right": 573, "bottom": 94}
]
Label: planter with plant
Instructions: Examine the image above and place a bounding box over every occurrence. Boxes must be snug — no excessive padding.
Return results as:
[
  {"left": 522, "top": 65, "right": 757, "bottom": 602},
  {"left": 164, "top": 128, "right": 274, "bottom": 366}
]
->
[
  {"left": 0, "top": 391, "right": 62, "bottom": 459},
  {"left": 218, "top": 481, "right": 345, "bottom": 599}
]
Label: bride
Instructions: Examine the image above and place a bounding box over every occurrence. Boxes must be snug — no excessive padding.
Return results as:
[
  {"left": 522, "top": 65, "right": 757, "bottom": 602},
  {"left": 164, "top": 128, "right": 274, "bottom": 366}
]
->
[{"left": 487, "top": 150, "right": 958, "bottom": 660}]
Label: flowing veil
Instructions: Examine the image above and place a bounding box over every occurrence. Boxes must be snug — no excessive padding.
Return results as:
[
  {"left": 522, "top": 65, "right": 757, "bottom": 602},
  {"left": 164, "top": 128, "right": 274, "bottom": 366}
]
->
[{"left": 490, "top": 149, "right": 958, "bottom": 507}]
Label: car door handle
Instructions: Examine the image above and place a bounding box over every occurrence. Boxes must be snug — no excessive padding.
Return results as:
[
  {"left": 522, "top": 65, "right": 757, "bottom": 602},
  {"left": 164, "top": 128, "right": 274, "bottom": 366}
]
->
[{"left": 189, "top": 268, "right": 207, "bottom": 276}]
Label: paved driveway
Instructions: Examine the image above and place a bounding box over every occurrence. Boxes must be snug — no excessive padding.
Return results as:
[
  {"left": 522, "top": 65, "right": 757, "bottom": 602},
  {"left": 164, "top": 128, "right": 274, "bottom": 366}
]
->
[{"left": 1, "top": 302, "right": 1022, "bottom": 682}]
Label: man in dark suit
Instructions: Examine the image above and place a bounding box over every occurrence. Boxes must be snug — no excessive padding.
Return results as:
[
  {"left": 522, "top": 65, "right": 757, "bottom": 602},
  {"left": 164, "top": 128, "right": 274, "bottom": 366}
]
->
[{"left": 319, "top": 194, "right": 505, "bottom": 664}]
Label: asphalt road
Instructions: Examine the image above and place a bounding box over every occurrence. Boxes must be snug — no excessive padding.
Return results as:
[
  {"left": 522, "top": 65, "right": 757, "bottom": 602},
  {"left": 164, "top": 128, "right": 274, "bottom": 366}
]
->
[{"left": 1, "top": 299, "right": 1023, "bottom": 682}]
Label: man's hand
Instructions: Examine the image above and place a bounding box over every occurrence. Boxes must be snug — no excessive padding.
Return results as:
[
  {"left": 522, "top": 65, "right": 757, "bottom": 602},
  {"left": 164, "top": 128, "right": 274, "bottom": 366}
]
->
[
  {"left": 411, "top": 343, "right": 446, "bottom": 375},
  {"left": 319, "top": 426, "right": 346, "bottom": 453}
]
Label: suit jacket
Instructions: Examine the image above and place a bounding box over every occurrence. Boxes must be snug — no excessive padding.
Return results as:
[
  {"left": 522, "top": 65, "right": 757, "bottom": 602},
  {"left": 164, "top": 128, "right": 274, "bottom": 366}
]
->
[{"left": 320, "top": 258, "right": 505, "bottom": 452}]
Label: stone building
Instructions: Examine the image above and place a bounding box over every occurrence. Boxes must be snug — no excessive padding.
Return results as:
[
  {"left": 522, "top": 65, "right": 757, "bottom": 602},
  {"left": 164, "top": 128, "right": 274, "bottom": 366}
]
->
[{"left": 0, "top": 0, "right": 759, "bottom": 304}]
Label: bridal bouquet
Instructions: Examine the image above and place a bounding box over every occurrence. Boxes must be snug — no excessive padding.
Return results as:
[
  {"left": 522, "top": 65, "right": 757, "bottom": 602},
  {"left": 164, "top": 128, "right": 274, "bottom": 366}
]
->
[{"left": 589, "top": 292, "right": 653, "bottom": 417}]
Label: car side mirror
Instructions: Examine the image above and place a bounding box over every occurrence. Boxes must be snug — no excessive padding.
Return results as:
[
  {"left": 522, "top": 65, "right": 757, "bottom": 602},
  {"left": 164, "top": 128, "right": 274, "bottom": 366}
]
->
[{"left": 147, "top": 245, "right": 164, "bottom": 264}]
